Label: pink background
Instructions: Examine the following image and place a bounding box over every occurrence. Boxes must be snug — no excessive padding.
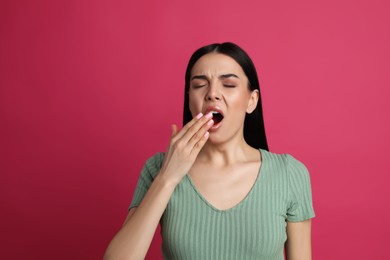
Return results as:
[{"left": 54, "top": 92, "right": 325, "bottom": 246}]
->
[{"left": 1, "top": 0, "right": 389, "bottom": 259}]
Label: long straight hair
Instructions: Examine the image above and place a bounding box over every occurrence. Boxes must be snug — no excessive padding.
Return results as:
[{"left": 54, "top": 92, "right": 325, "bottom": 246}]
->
[{"left": 183, "top": 42, "right": 269, "bottom": 151}]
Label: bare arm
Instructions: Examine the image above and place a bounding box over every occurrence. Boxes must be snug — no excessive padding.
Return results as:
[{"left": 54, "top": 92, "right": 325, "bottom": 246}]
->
[
  {"left": 104, "top": 174, "right": 177, "bottom": 260},
  {"left": 103, "top": 112, "right": 214, "bottom": 260},
  {"left": 285, "top": 219, "right": 312, "bottom": 260}
]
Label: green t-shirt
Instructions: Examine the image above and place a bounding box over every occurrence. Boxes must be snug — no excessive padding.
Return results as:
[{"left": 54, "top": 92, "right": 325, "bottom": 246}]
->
[{"left": 130, "top": 149, "right": 315, "bottom": 260}]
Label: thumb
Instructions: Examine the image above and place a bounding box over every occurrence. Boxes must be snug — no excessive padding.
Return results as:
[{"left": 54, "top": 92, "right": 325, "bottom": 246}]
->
[{"left": 171, "top": 124, "right": 178, "bottom": 138}]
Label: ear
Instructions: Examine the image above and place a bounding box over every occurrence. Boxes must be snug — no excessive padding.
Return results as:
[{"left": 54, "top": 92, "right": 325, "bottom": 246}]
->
[{"left": 246, "top": 90, "right": 259, "bottom": 114}]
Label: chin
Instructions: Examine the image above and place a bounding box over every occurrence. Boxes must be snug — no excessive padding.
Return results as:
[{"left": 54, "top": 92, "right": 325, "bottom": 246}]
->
[
  {"left": 206, "top": 124, "right": 244, "bottom": 146},
  {"left": 206, "top": 133, "right": 229, "bottom": 146}
]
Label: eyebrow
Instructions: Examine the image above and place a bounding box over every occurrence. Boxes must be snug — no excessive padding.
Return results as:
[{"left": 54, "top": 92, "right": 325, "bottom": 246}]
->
[
  {"left": 191, "top": 74, "right": 240, "bottom": 81},
  {"left": 220, "top": 73, "right": 239, "bottom": 79}
]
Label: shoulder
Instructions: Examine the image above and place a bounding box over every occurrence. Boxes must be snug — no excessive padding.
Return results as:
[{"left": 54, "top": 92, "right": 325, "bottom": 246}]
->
[
  {"left": 283, "top": 153, "right": 310, "bottom": 180},
  {"left": 261, "top": 149, "right": 310, "bottom": 177},
  {"left": 145, "top": 152, "right": 165, "bottom": 165},
  {"left": 142, "top": 152, "right": 165, "bottom": 178}
]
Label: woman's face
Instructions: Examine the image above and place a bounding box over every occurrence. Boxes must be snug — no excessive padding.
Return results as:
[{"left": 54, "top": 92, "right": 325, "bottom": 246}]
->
[{"left": 189, "top": 53, "right": 259, "bottom": 144}]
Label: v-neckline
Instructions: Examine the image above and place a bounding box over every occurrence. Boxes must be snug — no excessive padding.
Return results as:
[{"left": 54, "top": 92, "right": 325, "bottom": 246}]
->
[{"left": 185, "top": 148, "right": 265, "bottom": 213}]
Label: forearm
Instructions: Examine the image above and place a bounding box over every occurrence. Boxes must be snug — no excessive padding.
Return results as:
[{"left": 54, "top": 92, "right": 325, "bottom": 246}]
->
[
  {"left": 104, "top": 173, "right": 176, "bottom": 260},
  {"left": 104, "top": 114, "right": 213, "bottom": 259}
]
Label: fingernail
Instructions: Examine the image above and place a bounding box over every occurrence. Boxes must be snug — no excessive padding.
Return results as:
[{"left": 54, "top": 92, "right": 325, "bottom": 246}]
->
[
  {"left": 195, "top": 113, "right": 203, "bottom": 119},
  {"left": 207, "top": 119, "right": 214, "bottom": 126},
  {"left": 205, "top": 112, "right": 213, "bottom": 119}
]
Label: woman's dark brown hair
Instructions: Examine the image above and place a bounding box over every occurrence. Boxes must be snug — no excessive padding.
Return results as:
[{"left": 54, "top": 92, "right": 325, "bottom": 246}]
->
[{"left": 183, "top": 42, "right": 268, "bottom": 150}]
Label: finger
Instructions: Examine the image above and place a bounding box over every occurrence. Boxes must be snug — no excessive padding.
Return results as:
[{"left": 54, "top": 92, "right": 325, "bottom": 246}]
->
[
  {"left": 179, "top": 112, "right": 213, "bottom": 144},
  {"left": 165, "top": 124, "right": 178, "bottom": 156},
  {"left": 172, "top": 112, "right": 204, "bottom": 141},
  {"left": 187, "top": 118, "right": 213, "bottom": 148},
  {"left": 190, "top": 130, "right": 210, "bottom": 155},
  {"left": 171, "top": 124, "right": 178, "bottom": 138}
]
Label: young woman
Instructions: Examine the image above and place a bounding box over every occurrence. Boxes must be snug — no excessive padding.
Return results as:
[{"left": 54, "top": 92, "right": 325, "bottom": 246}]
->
[{"left": 104, "top": 42, "right": 315, "bottom": 260}]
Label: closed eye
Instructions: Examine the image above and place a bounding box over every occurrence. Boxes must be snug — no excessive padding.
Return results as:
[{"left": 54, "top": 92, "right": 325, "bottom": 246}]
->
[
  {"left": 223, "top": 84, "right": 236, "bottom": 88},
  {"left": 192, "top": 84, "right": 206, "bottom": 89}
]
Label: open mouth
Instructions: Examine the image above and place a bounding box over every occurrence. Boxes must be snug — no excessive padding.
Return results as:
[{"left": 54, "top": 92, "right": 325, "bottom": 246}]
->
[
  {"left": 211, "top": 111, "right": 224, "bottom": 125},
  {"left": 203, "top": 107, "right": 224, "bottom": 130}
]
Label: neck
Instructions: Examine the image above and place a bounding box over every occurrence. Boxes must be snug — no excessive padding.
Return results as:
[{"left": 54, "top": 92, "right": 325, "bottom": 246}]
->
[{"left": 197, "top": 136, "right": 257, "bottom": 166}]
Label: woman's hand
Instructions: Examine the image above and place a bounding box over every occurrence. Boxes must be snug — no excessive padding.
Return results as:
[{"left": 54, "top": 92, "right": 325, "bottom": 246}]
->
[
  {"left": 103, "top": 114, "right": 213, "bottom": 260},
  {"left": 159, "top": 112, "right": 214, "bottom": 185}
]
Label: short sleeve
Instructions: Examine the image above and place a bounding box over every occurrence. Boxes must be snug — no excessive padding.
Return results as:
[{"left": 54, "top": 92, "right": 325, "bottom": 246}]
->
[
  {"left": 285, "top": 154, "right": 315, "bottom": 222},
  {"left": 129, "top": 152, "right": 165, "bottom": 210}
]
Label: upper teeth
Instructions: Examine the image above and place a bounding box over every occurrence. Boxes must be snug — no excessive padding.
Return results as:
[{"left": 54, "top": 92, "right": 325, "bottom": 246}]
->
[{"left": 211, "top": 111, "right": 219, "bottom": 114}]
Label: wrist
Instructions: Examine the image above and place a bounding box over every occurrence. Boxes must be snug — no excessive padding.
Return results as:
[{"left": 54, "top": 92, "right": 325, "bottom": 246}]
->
[{"left": 155, "top": 170, "right": 180, "bottom": 190}]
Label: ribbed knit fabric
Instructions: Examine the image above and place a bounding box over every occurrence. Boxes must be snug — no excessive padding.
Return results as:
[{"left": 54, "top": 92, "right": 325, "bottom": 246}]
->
[{"left": 129, "top": 149, "right": 315, "bottom": 260}]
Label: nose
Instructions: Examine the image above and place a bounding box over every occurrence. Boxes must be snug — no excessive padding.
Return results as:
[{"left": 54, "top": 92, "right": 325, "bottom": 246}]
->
[{"left": 205, "top": 82, "right": 221, "bottom": 101}]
